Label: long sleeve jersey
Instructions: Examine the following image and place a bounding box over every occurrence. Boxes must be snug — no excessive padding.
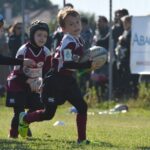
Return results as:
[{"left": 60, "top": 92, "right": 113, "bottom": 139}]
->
[
  {"left": 52, "top": 34, "right": 91, "bottom": 75},
  {"left": 7, "top": 42, "right": 51, "bottom": 92}
]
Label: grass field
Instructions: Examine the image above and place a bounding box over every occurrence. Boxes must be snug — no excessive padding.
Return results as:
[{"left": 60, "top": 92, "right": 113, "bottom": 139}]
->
[{"left": 1, "top": 101, "right": 150, "bottom": 150}]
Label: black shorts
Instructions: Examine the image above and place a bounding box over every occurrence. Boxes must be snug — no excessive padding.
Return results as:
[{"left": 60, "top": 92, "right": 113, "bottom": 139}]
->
[
  {"left": 42, "top": 72, "right": 84, "bottom": 106},
  {"left": 6, "top": 91, "right": 43, "bottom": 109}
]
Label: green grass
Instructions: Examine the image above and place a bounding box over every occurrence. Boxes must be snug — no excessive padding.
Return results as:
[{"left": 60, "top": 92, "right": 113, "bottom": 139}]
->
[{"left": 1, "top": 101, "right": 150, "bottom": 150}]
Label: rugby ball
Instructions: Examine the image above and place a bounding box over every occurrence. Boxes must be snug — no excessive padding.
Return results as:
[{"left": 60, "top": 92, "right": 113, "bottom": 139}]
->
[{"left": 80, "top": 46, "right": 108, "bottom": 68}]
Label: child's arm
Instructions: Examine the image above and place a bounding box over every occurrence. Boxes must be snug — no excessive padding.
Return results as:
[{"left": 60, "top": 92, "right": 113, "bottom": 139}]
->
[
  {"left": 0, "top": 54, "right": 23, "bottom": 65},
  {"left": 13, "top": 55, "right": 29, "bottom": 82},
  {"left": 42, "top": 47, "right": 52, "bottom": 77},
  {"left": 0, "top": 54, "right": 36, "bottom": 66},
  {"left": 13, "top": 47, "right": 31, "bottom": 82},
  {"left": 63, "top": 61, "right": 92, "bottom": 69},
  {"left": 62, "top": 42, "right": 92, "bottom": 69}
]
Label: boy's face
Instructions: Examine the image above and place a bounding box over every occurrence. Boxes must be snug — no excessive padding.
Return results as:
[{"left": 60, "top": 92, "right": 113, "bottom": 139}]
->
[
  {"left": 34, "top": 30, "right": 48, "bottom": 47},
  {"left": 63, "top": 15, "right": 82, "bottom": 37}
]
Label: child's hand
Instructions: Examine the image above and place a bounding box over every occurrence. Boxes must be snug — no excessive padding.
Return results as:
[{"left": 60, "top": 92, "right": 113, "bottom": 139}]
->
[{"left": 26, "top": 77, "right": 43, "bottom": 93}]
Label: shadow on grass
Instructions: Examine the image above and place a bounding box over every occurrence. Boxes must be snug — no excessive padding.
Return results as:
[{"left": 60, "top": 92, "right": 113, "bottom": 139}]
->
[
  {"left": 0, "top": 137, "right": 55, "bottom": 150},
  {"left": 0, "top": 136, "right": 117, "bottom": 150},
  {"left": 0, "top": 139, "right": 31, "bottom": 150},
  {"left": 70, "top": 140, "right": 115, "bottom": 149},
  {"left": 38, "top": 137, "right": 116, "bottom": 149},
  {"left": 28, "top": 137, "right": 117, "bottom": 149},
  {"left": 137, "top": 147, "right": 150, "bottom": 150}
]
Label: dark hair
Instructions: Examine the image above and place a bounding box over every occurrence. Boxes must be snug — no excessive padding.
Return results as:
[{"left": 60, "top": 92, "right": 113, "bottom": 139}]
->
[
  {"left": 9, "top": 22, "right": 22, "bottom": 34},
  {"left": 121, "top": 9, "right": 129, "bottom": 16},
  {"left": 98, "top": 16, "right": 108, "bottom": 23},
  {"left": 81, "top": 17, "right": 88, "bottom": 24},
  {"left": 64, "top": 3, "right": 74, "bottom": 8},
  {"left": 115, "top": 9, "right": 121, "bottom": 16}
]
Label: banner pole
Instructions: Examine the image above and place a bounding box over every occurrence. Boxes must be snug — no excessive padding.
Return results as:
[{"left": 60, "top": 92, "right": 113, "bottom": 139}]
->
[{"left": 108, "top": 0, "right": 114, "bottom": 101}]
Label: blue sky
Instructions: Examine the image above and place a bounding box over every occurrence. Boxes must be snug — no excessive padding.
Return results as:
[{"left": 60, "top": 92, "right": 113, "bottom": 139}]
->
[{"left": 50, "top": 0, "right": 150, "bottom": 19}]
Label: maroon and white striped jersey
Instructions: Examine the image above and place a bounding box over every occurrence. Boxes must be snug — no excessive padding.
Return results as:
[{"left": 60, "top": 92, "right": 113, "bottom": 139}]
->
[
  {"left": 52, "top": 34, "right": 85, "bottom": 74},
  {"left": 7, "top": 43, "right": 51, "bottom": 92}
]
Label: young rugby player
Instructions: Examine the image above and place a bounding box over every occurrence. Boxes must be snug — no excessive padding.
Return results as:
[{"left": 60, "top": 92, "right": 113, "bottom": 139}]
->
[
  {"left": 6, "top": 20, "right": 51, "bottom": 138},
  {"left": 19, "top": 8, "right": 99, "bottom": 143}
]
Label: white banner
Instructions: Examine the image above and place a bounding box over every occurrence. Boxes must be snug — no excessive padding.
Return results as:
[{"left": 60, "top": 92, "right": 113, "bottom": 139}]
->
[{"left": 130, "top": 16, "right": 150, "bottom": 74}]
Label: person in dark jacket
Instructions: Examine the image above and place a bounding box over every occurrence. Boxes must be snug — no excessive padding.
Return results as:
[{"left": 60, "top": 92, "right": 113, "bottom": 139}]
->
[
  {"left": 112, "top": 9, "right": 129, "bottom": 98},
  {"left": 115, "top": 15, "right": 139, "bottom": 98},
  {"left": 0, "top": 14, "right": 35, "bottom": 67},
  {"left": 93, "top": 16, "right": 109, "bottom": 50},
  {"left": 8, "top": 22, "right": 28, "bottom": 58}
]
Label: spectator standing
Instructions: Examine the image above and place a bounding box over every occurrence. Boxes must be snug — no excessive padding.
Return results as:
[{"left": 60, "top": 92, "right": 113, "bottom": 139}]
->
[
  {"left": 112, "top": 9, "right": 129, "bottom": 98},
  {"left": 93, "top": 16, "right": 109, "bottom": 50},
  {"left": 80, "top": 16, "right": 93, "bottom": 50},
  {"left": 8, "top": 22, "right": 28, "bottom": 58},
  {"left": 91, "top": 16, "right": 109, "bottom": 101},
  {"left": 78, "top": 16, "right": 93, "bottom": 94},
  {"left": 115, "top": 15, "right": 139, "bottom": 98}
]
